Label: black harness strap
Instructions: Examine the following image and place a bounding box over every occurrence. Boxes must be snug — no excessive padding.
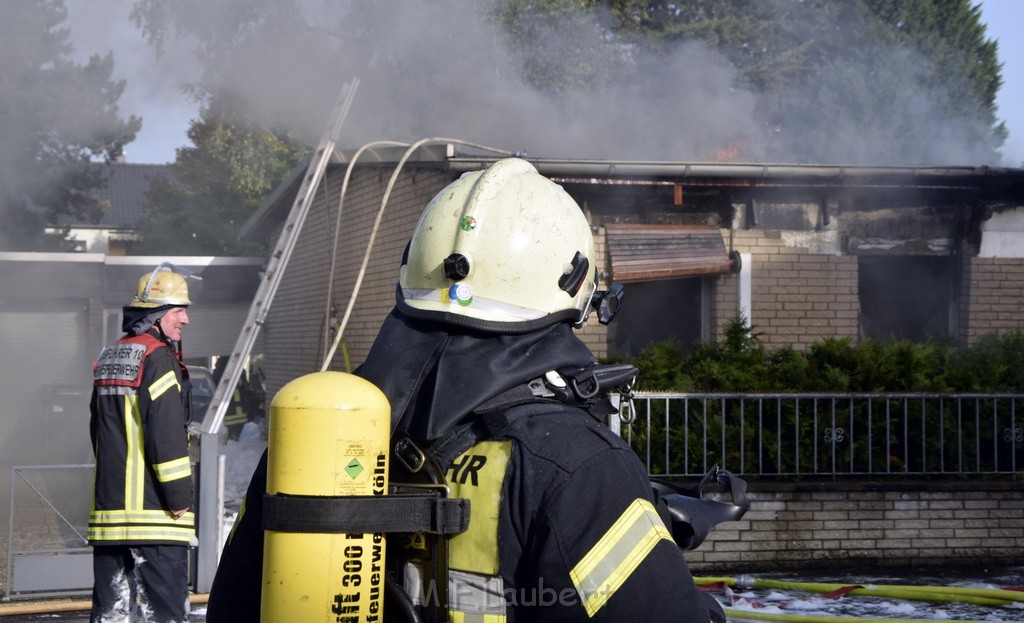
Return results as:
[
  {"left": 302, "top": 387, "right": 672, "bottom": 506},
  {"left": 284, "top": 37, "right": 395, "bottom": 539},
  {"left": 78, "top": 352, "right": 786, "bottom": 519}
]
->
[
  {"left": 473, "top": 383, "right": 539, "bottom": 413},
  {"left": 263, "top": 368, "right": 632, "bottom": 537},
  {"left": 263, "top": 493, "right": 470, "bottom": 535}
]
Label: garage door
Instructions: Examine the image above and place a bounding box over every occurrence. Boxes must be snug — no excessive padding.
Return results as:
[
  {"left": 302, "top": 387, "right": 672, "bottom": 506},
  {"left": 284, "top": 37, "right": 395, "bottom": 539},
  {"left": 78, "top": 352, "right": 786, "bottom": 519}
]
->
[{"left": 0, "top": 300, "right": 93, "bottom": 465}]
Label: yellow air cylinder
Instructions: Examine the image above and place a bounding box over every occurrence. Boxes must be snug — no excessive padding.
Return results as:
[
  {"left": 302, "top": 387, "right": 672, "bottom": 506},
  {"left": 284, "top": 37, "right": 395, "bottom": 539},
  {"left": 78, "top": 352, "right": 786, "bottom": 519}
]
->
[{"left": 261, "top": 371, "right": 390, "bottom": 623}]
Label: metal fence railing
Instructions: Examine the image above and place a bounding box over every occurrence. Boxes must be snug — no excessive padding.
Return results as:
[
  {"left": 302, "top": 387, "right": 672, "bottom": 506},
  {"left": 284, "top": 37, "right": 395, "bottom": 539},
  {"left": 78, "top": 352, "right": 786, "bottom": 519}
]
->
[
  {"left": 623, "top": 393, "right": 1024, "bottom": 479},
  {"left": 5, "top": 464, "right": 93, "bottom": 599}
]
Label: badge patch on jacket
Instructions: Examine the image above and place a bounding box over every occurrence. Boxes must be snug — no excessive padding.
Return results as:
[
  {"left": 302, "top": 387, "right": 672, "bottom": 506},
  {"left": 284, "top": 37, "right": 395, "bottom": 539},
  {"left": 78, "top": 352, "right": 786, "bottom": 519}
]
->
[{"left": 94, "top": 343, "right": 149, "bottom": 384}]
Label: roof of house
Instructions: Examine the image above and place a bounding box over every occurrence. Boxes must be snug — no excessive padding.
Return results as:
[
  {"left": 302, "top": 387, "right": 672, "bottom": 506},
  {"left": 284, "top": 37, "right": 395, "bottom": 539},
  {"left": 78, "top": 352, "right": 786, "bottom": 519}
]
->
[
  {"left": 60, "top": 163, "right": 176, "bottom": 229},
  {"left": 241, "top": 145, "right": 1024, "bottom": 240}
]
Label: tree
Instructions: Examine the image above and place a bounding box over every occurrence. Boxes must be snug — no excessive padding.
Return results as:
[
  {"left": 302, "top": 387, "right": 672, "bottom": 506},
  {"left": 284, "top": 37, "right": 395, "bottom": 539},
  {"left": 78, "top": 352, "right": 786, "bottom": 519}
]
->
[
  {"left": 127, "top": 0, "right": 1008, "bottom": 248},
  {"left": 493, "top": 0, "right": 630, "bottom": 96},
  {"left": 602, "top": 0, "right": 1005, "bottom": 164},
  {"left": 863, "top": 0, "right": 1006, "bottom": 158},
  {"left": 129, "top": 0, "right": 335, "bottom": 255},
  {"left": 131, "top": 97, "right": 307, "bottom": 256},
  {"left": 0, "top": 0, "right": 140, "bottom": 251},
  {"left": 607, "top": 0, "right": 803, "bottom": 90}
]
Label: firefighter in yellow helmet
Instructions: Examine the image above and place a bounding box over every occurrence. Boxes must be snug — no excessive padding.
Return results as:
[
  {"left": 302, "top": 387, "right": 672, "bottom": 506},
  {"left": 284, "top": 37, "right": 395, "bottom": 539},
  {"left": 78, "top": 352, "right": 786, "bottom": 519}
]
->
[
  {"left": 212, "top": 358, "right": 253, "bottom": 440},
  {"left": 208, "top": 159, "right": 726, "bottom": 622},
  {"left": 89, "top": 263, "right": 198, "bottom": 623}
]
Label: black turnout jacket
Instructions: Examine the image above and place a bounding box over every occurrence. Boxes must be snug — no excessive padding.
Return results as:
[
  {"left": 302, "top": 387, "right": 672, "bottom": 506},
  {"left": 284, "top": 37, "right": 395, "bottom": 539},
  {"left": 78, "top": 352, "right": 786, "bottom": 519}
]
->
[
  {"left": 89, "top": 329, "right": 195, "bottom": 545},
  {"left": 207, "top": 310, "right": 724, "bottom": 623}
]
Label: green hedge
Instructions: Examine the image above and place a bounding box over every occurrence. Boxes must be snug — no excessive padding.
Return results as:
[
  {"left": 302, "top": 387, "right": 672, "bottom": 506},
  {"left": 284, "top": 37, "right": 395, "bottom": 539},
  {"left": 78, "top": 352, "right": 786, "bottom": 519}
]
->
[{"left": 616, "top": 316, "right": 1024, "bottom": 393}]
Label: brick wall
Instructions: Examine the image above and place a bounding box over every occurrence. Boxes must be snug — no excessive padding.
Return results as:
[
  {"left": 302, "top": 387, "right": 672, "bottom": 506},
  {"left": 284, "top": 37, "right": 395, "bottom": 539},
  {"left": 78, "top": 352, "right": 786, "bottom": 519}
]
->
[
  {"left": 264, "top": 165, "right": 613, "bottom": 395},
  {"left": 576, "top": 226, "right": 610, "bottom": 360},
  {"left": 686, "top": 483, "right": 1024, "bottom": 572},
  {"left": 714, "top": 230, "right": 859, "bottom": 350},
  {"left": 961, "top": 256, "right": 1024, "bottom": 346},
  {"left": 264, "top": 165, "right": 449, "bottom": 397}
]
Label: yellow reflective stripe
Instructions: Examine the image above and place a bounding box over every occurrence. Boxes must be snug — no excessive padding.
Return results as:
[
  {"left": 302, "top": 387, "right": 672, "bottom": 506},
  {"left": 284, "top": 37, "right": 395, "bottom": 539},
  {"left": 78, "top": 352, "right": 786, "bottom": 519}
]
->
[
  {"left": 88, "top": 525, "right": 195, "bottom": 543},
  {"left": 90, "top": 509, "right": 194, "bottom": 526},
  {"left": 450, "top": 612, "right": 506, "bottom": 623},
  {"left": 570, "top": 498, "right": 673, "bottom": 617},
  {"left": 224, "top": 411, "right": 247, "bottom": 425},
  {"left": 148, "top": 370, "right": 179, "bottom": 400},
  {"left": 154, "top": 456, "right": 192, "bottom": 483},
  {"left": 123, "top": 394, "right": 145, "bottom": 510},
  {"left": 224, "top": 390, "right": 245, "bottom": 425},
  {"left": 89, "top": 507, "right": 195, "bottom": 542}
]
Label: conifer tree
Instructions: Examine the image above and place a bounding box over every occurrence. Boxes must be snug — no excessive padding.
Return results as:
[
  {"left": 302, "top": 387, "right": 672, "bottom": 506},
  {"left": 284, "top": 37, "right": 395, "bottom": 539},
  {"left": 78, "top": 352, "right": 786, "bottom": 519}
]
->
[{"left": 0, "top": 0, "right": 140, "bottom": 251}]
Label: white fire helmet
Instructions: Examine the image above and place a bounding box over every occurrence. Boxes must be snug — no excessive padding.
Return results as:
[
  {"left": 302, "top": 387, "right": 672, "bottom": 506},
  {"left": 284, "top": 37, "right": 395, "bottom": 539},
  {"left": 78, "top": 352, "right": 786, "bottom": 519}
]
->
[
  {"left": 129, "top": 262, "right": 196, "bottom": 308},
  {"left": 398, "top": 158, "right": 597, "bottom": 333}
]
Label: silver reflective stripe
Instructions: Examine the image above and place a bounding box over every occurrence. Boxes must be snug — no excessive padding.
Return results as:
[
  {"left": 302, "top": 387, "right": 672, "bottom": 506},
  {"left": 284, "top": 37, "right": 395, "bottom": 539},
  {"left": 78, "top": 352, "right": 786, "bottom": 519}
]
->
[
  {"left": 403, "top": 563, "right": 507, "bottom": 620},
  {"left": 96, "top": 386, "right": 138, "bottom": 396},
  {"left": 449, "top": 569, "right": 506, "bottom": 617},
  {"left": 403, "top": 561, "right": 447, "bottom": 610},
  {"left": 401, "top": 288, "right": 546, "bottom": 320},
  {"left": 404, "top": 561, "right": 426, "bottom": 607}
]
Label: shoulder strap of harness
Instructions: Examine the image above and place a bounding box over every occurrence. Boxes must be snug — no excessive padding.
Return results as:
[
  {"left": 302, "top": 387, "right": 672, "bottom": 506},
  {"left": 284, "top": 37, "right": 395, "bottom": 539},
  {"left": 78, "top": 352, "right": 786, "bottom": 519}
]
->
[
  {"left": 123, "top": 332, "right": 167, "bottom": 350},
  {"left": 393, "top": 363, "right": 638, "bottom": 472}
]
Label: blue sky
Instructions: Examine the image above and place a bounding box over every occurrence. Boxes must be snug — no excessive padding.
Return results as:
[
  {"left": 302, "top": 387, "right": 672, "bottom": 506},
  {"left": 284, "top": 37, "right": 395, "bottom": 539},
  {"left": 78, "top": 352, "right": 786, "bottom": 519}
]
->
[
  {"left": 69, "top": 1, "right": 1024, "bottom": 167},
  {"left": 979, "top": 0, "right": 1024, "bottom": 166}
]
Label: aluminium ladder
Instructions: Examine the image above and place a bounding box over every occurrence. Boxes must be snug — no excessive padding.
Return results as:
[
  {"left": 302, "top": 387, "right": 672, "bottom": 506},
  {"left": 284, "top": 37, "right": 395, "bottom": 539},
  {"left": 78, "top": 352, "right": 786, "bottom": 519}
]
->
[{"left": 195, "top": 78, "right": 359, "bottom": 436}]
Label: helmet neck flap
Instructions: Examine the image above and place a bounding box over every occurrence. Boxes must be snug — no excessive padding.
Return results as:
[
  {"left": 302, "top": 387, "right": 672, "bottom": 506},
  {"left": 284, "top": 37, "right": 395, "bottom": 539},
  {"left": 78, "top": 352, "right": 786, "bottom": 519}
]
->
[
  {"left": 121, "top": 305, "right": 173, "bottom": 337},
  {"left": 356, "top": 308, "right": 596, "bottom": 443}
]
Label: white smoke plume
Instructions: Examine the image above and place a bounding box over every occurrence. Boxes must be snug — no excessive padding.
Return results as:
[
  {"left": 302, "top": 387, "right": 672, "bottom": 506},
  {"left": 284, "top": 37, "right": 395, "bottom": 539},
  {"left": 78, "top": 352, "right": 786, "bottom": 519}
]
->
[{"left": 61, "top": 0, "right": 1005, "bottom": 166}]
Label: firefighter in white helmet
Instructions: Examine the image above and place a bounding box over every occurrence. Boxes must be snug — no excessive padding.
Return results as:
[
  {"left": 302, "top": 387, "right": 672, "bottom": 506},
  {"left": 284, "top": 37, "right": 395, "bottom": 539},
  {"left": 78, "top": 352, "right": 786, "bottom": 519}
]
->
[
  {"left": 208, "top": 159, "right": 725, "bottom": 623},
  {"left": 89, "top": 263, "right": 198, "bottom": 623}
]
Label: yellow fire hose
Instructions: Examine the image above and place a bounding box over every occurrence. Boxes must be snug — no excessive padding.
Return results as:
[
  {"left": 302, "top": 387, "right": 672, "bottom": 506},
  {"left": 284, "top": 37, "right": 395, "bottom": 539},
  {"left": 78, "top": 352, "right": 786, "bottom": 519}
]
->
[
  {"left": 721, "top": 611, "right": 996, "bottom": 623},
  {"left": 696, "top": 576, "right": 1024, "bottom": 606},
  {"left": 0, "top": 593, "right": 209, "bottom": 616}
]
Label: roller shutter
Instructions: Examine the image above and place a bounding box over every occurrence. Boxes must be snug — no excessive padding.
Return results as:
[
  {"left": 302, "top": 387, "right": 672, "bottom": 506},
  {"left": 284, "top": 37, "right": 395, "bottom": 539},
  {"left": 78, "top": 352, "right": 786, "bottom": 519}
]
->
[{"left": 605, "top": 224, "right": 734, "bottom": 282}]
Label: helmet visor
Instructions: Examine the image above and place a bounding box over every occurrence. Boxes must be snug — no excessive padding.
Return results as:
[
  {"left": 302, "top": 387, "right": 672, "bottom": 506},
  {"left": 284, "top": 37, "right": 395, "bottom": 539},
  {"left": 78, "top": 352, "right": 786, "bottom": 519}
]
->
[{"left": 131, "top": 262, "right": 202, "bottom": 308}]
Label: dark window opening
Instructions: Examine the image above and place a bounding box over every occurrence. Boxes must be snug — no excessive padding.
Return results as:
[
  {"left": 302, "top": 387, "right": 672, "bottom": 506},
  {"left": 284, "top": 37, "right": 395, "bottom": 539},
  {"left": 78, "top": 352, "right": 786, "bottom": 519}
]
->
[
  {"left": 608, "top": 278, "right": 703, "bottom": 358},
  {"left": 858, "top": 256, "right": 954, "bottom": 342}
]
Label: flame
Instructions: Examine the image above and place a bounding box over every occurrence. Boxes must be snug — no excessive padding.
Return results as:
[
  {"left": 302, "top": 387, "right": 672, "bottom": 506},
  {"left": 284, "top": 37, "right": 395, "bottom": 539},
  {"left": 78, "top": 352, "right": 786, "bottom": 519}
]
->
[{"left": 713, "top": 136, "right": 748, "bottom": 163}]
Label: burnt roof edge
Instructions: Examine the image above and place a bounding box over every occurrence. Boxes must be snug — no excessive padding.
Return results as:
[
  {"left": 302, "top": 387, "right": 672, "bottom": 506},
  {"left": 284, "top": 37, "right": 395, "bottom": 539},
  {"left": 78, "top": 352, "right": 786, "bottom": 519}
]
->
[
  {"left": 447, "top": 156, "right": 1020, "bottom": 182},
  {"left": 243, "top": 144, "right": 1024, "bottom": 241}
]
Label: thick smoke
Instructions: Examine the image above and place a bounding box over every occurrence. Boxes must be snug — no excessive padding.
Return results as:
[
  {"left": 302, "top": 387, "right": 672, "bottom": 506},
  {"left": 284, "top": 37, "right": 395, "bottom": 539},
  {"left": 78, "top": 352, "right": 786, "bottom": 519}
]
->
[
  {"left": 65, "top": 2, "right": 200, "bottom": 163},
  {"left": 60, "top": 0, "right": 1006, "bottom": 166},
  {"left": 168, "top": 0, "right": 764, "bottom": 162}
]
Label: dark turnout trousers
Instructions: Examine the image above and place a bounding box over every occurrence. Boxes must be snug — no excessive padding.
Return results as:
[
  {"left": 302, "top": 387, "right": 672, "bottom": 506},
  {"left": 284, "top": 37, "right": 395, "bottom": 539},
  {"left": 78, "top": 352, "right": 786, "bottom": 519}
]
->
[{"left": 91, "top": 544, "right": 190, "bottom": 623}]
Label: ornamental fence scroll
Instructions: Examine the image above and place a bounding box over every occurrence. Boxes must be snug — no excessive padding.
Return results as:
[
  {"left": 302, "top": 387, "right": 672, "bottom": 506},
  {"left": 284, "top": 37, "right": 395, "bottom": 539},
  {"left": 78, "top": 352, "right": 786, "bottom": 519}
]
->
[{"left": 623, "top": 393, "right": 1024, "bottom": 479}]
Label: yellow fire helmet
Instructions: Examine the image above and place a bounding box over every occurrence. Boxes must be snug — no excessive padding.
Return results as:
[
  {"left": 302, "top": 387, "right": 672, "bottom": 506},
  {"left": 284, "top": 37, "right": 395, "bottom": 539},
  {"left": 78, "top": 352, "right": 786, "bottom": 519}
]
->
[
  {"left": 398, "top": 158, "right": 597, "bottom": 333},
  {"left": 130, "top": 262, "right": 196, "bottom": 308}
]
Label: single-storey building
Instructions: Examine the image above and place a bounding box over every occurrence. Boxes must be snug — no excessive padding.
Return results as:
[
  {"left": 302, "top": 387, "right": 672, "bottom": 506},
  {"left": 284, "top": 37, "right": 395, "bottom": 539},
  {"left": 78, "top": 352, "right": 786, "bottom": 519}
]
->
[
  {"left": 1, "top": 160, "right": 267, "bottom": 466},
  {"left": 0, "top": 254, "right": 262, "bottom": 465},
  {"left": 242, "top": 144, "right": 1024, "bottom": 399}
]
